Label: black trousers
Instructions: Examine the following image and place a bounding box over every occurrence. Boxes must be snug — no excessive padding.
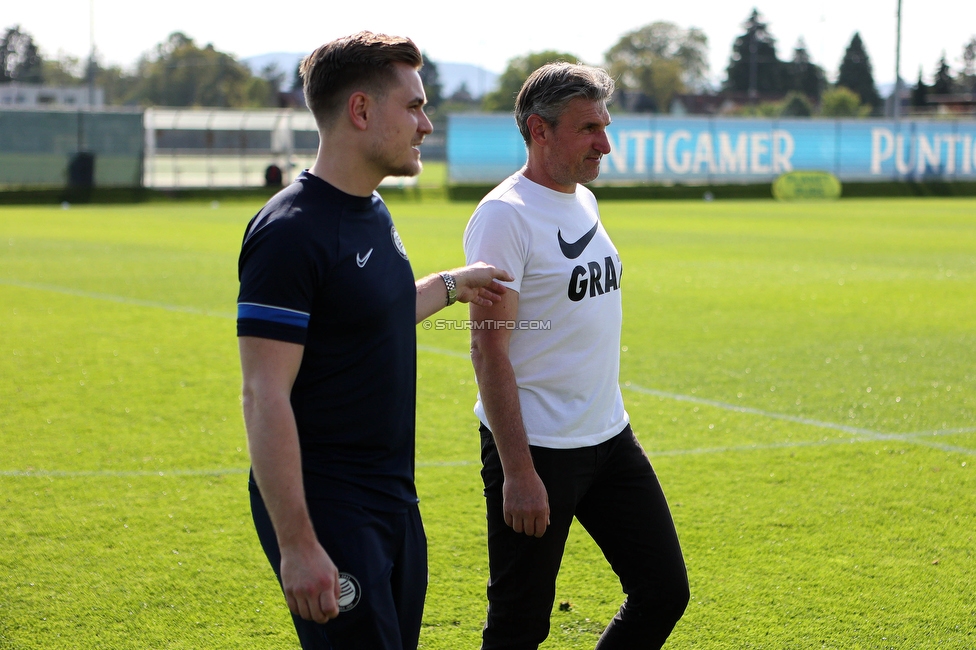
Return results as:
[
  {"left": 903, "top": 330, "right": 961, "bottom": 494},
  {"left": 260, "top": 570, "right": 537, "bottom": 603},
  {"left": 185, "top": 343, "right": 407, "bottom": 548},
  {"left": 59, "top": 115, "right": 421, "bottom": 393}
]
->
[
  {"left": 480, "top": 424, "right": 689, "bottom": 650},
  {"left": 250, "top": 484, "right": 427, "bottom": 650}
]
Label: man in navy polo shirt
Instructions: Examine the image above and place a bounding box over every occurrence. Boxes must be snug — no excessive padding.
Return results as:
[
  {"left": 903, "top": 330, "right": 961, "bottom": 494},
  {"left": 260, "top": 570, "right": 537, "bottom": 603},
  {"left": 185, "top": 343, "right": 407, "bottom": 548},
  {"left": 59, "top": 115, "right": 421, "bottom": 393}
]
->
[{"left": 237, "top": 31, "right": 510, "bottom": 650}]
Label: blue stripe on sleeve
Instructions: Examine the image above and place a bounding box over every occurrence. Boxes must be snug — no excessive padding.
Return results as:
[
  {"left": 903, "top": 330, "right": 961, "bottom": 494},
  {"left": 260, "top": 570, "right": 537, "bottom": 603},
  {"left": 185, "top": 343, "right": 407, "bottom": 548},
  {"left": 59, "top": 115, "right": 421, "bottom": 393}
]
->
[{"left": 237, "top": 302, "right": 310, "bottom": 329}]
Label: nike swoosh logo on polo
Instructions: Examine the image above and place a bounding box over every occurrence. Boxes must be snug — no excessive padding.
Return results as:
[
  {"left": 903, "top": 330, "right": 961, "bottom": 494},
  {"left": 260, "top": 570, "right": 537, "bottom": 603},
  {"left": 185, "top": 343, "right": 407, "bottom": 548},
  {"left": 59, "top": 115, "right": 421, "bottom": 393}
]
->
[
  {"left": 356, "top": 248, "right": 373, "bottom": 268},
  {"left": 557, "top": 221, "right": 599, "bottom": 259}
]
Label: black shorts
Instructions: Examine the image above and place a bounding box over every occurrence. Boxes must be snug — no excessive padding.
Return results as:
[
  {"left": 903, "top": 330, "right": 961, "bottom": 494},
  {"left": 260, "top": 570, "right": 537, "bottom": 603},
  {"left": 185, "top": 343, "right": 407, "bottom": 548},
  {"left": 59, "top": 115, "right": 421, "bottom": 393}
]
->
[{"left": 250, "top": 484, "right": 427, "bottom": 650}]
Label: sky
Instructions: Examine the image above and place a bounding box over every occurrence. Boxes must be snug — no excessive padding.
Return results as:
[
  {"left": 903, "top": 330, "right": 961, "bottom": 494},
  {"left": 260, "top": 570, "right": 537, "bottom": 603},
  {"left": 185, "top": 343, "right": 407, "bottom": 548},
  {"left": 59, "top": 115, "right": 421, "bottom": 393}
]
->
[{"left": 6, "top": 0, "right": 975, "bottom": 89}]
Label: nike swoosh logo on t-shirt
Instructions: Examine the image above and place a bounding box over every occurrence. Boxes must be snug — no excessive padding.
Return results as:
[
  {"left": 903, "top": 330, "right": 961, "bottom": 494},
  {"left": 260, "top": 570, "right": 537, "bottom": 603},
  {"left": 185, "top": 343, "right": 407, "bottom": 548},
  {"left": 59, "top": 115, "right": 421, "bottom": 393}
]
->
[
  {"left": 356, "top": 249, "right": 373, "bottom": 268},
  {"left": 557, "top": 221, "right": 599, "bottom": 259}
]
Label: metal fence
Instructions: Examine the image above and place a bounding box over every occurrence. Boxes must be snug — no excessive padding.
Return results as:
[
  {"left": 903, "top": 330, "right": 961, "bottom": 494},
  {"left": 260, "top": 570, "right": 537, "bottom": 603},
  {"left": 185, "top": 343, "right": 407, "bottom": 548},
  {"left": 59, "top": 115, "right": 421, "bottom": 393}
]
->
[
  {"left": 0, "top": 107, "right": 426, "bottom": 190},
  {"left": 0, "top": 108, "right": 143, "bottom": 188},
  {"left": 4, "top": 107, "right": 976, "bottom": 190}
]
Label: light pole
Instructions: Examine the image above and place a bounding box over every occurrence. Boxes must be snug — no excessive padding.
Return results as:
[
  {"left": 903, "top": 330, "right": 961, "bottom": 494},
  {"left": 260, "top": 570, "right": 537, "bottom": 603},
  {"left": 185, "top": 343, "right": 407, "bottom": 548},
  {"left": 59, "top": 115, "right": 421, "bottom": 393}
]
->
[
  {"left": 749, "top": 31, "right": 758, "bottom": 103},
  {"left": 893, "top": 0, "right": 902, "bottom": 121}
]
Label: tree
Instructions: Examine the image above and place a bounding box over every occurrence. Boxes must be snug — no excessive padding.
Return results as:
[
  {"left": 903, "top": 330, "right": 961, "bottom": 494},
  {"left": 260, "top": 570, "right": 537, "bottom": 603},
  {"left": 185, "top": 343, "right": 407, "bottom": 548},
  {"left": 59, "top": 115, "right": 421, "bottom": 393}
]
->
[
  {"left": 435, "top": 83, "right": 481, "bottom": 117},
  {"left": 732, "top": 91, "right": 813, "bottom": 117},
  {"left": 291, "top": 60, "right": 304, "bottom": 92},
  {"left": 450, "top": 82, "right": 474, "bottom": 104},
  {"left": 259, "top": 63, "right": 286, "bottom": 94},
  {"left": 437, "top": 82, "right": 481, "bottom": 116},
  {"left": 126, "top": 32, "right": 278, "bottom": 107},
  {"left": 724, "top": 9, "right": 789, "bottom": 96},
  {"left": 482, "top": 50, "right": 579, "bottom": 112},
  {"left": 419, "top": 53, "right": 443, "bottom": 111},
  {"left": 958, "top": 36, "right": 976, "bottom": 93},
  {"left": 604, "top": 22, "right": 708, "bottom": 113},
  {"left": 786, "top": 39, "right": 826, "bottom": 100},
  {"left": 94, "top": 62, "right": 139, "bottom": 105},
  {"left": 932, "top": 53, "right": 953, "bottom": 94},
  {"left": 734, "top": 101, "right": 781, "bottom": 117},
  {"left": 819, "top": 86, "right": 871, "bottom": 117},
  {"left": 911, "top": 67, "right": 928, "bottom": 107},
  {"left": 39, "top": 50, "right": 139, "bottom": 105},
  {"left": 779, "top": 91, "right": 814, "bottom": 116},
  {"left": 643, "top": 59, "right": 685, "bottom": 112},
  {"left": 42, "top": 53, "right": 83, "bottom": 86},
  {"left": 836, "top": 32, "right": 881, "bottom": 114},
  {"left": 1, "top": 25, "right": 43, "bottom": 84},
  {"left": 965, "top": 37, "right": 976, "bottom": 75}
]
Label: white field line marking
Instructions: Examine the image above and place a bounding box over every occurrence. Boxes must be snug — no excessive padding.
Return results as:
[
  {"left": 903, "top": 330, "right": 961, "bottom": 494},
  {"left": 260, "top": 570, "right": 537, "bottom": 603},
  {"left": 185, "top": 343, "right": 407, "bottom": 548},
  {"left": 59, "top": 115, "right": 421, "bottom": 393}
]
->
[
  {"left": 0, "top": 279, "right": 235, "bottom": 318},
  {"left": 415, "top": 345, "right": 975, "bottom": 455},
  {"left": 624, "top": 383, "right": 976, "bottom": 456},
  {"left": 0, "top": 467, "right": 250, "bottom": 478},
  {"left": 0, "top": 282, "right": 474, "bottom": 361},
  {"left": 2, "top": 288, "right": 972, "bottom": 477},
  {"left": 10, "top": 426, "right": 975, "bottom": 479},
  {"left": 1, "top": 460, "right": 472, "bottom": 478},
  {"left": 5, "top": 429, "right": 974, "bottom": 478}
]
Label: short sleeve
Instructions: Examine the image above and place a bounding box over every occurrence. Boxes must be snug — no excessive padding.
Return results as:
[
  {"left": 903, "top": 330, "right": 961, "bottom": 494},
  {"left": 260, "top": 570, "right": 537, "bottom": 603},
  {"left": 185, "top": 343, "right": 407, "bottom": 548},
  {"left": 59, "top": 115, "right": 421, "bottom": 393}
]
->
[
  {"left": 463, "top": 200, "right": 528, "bottom": 293},
  {"left": 237, "top": 216, "right": 322, "bottom": 344}
]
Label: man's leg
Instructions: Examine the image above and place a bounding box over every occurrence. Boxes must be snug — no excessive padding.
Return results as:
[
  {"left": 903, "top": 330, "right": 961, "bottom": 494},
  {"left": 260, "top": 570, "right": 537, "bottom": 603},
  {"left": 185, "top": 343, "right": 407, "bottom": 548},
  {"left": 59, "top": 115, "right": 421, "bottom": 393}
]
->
[
  {"left": 480, "top": 426, "right": 583, "bottom": 650},
  {"left": 390, "top": 504, "right": 428, "bottom": 650},
  {"left": 250, "top": 485, "right": 417, "bottom": 650},
  {"left": 574, "top": 427, "right": 689, "bottom": 650}
]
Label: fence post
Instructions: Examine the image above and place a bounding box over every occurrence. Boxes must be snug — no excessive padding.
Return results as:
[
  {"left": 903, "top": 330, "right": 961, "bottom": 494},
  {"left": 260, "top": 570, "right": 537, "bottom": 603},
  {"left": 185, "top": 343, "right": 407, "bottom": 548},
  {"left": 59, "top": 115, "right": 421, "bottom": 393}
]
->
[{"left": 143, "top": 108, "right": 155, "bottom": 187}]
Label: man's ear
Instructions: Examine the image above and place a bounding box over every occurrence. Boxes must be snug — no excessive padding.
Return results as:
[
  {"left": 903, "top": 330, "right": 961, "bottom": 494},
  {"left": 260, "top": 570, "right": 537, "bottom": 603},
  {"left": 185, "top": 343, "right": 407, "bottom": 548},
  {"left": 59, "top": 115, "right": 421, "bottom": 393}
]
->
[
  {"left": 526, "top": 114, "right": 549, "bottom": 148},
  {"left": 348, "top": 91, "right": 370, "bottom": 131}
]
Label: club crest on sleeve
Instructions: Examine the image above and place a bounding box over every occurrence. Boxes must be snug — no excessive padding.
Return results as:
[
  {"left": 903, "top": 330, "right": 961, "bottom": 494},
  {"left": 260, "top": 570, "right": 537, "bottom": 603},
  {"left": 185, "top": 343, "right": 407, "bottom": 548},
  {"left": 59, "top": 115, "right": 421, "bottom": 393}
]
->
[
  {"left": 337, "top": 572, "right": 361, "bottom": 612},
  {"left": 391, "top": 225, "right": 409, "bottom": 260}
]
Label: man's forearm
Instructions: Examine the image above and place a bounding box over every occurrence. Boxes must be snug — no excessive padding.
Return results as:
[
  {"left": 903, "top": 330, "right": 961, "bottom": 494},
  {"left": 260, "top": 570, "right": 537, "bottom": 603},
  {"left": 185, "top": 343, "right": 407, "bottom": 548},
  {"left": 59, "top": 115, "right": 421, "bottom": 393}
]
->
[
  {"left": 243, "top": 392, "right": 317, "bottom": 550},
  {"left": 415, "top": 272, "right": 452, "bottom": 324},
  {"left": 472, "top": 346, "right": 534, "bottom": 476},
  {"left": 472, "top": 336, "right": 550, "bottom": 536},
  {"left": 238, "top": 336, "right": 339, "bottom": 621}
]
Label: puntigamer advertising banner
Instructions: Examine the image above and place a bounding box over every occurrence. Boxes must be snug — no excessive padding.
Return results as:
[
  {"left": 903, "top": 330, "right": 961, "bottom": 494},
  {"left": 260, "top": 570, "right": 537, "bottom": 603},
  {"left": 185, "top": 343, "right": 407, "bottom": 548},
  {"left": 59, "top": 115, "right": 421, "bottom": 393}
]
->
[{"left": 447, "top": 114, "right": 976, "bottom": 185}]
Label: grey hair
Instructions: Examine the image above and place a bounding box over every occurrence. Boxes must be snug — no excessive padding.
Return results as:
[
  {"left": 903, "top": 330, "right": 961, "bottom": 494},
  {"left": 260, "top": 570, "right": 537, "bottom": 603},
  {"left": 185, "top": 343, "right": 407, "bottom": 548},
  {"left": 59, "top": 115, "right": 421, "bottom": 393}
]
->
[{"left": 514, "top": 62, "right": 615, "bottom": 145}]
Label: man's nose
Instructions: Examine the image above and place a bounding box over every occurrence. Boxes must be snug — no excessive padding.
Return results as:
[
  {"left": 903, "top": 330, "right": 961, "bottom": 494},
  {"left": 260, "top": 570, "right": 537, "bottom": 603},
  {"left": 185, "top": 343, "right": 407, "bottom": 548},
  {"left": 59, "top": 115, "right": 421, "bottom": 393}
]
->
[{"left": 419, "top": 110, "right": 433, "bottom": 135}]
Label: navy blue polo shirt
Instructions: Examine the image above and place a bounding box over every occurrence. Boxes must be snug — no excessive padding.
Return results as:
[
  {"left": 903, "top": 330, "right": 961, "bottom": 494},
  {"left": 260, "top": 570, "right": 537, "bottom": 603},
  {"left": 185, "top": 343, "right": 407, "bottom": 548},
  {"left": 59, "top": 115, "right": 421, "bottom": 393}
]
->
[{"left": 237, "top": 171, "right": 418, "bottom": 510}]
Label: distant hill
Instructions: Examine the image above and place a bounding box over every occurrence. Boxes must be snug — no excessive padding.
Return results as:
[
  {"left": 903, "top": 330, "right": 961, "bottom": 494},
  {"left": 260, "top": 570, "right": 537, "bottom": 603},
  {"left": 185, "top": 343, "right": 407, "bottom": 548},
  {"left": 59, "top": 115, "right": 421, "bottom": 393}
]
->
[
  {"left": 876, "top": 82, "right": 895, "bottom": 98},
  {"left": 242, "top": 53, "right": 498, "bottom": 98},
  {"left": 437, "top": 63, "right": 498, "bottom": 98}
]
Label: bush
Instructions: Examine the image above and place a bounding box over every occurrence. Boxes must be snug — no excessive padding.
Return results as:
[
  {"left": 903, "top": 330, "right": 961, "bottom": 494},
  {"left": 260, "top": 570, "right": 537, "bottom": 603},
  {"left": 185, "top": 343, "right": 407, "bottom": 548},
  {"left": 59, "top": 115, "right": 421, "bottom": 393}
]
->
[
  {"left": 819, "top": 87, "right": 871, "bottom": 117},
  {"left": 779, "top": 91, "right": 814, "bottom": 117}
]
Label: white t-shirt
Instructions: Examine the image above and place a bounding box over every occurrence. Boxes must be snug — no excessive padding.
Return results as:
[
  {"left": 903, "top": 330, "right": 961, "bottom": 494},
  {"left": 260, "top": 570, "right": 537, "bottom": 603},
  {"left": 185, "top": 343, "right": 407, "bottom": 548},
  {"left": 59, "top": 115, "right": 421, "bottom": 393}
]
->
[{"left": 463, "top": 170, "right": 629, "bottom": 449}]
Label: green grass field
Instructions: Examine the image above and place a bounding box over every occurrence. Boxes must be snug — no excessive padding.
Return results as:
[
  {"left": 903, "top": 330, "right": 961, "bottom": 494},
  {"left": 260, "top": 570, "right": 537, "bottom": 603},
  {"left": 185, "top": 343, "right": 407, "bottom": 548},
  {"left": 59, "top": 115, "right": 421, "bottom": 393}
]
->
[{"left": 1, "top": 196, "right": 974, "bottom": 649}]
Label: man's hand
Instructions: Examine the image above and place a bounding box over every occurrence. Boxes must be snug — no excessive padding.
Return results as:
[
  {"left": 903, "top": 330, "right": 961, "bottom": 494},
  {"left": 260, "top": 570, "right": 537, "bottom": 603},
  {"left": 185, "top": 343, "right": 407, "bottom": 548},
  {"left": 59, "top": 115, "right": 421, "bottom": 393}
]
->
[
  {"left": 503, "top": 470, "right": 550, "bottom": 537},
  {"left": 451, "top": 262, "right": 513, "bottom": 307},
  {"left": 280, "top": 541, "right": 342, "bottom": 623},
  {"left": 415, "top": 262, "right": 513, "bottom": 323}
]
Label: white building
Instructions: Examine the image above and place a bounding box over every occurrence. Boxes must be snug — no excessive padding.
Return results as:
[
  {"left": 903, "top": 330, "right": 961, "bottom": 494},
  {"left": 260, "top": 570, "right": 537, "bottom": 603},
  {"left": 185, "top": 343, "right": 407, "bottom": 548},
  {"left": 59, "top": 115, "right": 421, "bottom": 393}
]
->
[{"left": 0, "top": 83, "right": 104, "bottom": 108}]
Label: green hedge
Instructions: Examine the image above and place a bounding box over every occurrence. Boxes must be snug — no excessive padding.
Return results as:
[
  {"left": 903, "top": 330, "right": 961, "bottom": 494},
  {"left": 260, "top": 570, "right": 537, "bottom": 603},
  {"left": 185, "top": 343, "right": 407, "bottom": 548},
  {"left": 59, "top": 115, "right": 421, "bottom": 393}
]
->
[
  {"left": 449, "top": 180, "right": 976, "bottom": 202},
  {"left": 3, "top": 180, "right": 975, "bottom": 205}
]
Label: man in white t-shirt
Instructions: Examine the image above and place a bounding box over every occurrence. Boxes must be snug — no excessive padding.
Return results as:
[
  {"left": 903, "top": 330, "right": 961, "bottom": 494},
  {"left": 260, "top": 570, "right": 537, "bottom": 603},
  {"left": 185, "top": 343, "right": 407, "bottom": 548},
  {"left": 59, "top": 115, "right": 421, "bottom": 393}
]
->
[{"left": 464, "top": 63, "right": 689, "bottom": 650}]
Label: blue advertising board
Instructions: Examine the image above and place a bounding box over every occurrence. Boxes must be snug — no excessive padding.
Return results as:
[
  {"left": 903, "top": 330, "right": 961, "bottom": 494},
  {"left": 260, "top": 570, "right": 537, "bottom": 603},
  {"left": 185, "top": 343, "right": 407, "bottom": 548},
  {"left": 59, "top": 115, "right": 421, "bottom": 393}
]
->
[{"left": 447, "top": 114, "right": 976, "bottom": 185}]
